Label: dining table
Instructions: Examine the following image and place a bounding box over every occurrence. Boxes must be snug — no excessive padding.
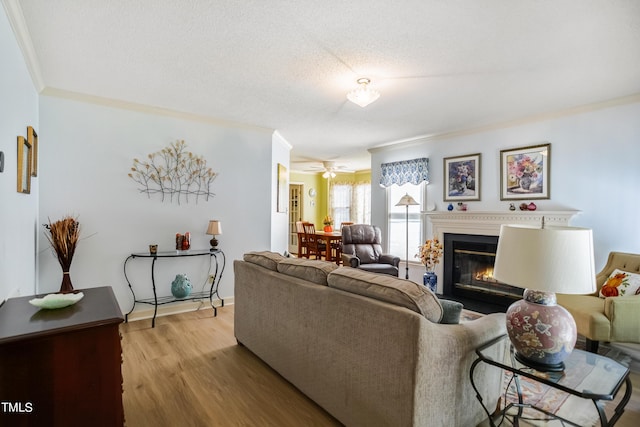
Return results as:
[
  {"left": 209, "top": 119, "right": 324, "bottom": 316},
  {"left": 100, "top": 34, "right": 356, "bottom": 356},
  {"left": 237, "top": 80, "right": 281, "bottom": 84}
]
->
[{"left": 315, "top": 230, "right": 343, "bottom": 264}]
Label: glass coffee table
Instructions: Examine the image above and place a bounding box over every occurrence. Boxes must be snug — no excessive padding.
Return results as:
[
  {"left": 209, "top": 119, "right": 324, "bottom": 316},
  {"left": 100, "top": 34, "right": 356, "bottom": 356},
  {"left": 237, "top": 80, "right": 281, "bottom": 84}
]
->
[{"left": 470, "top": 335, "right": 632, "bottom": 427}]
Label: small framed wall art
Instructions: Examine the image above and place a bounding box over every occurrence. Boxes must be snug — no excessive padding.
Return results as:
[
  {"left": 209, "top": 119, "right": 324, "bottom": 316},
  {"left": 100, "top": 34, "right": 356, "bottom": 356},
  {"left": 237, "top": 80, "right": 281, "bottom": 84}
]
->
[
  {"left": 443, "top": 153, "right": 481, "bottom": 201},
  {"left": 28, "top": 126, "right": 38, "bottom": 177},
  {"left": 277, "top": 163, "right": 288, "bottom": 213},
  {"left": 17, "top": 135, "right": 32, "bottom": 194},
  {"left": 500, "top": 143, "right": 550, "bottom": 200}
]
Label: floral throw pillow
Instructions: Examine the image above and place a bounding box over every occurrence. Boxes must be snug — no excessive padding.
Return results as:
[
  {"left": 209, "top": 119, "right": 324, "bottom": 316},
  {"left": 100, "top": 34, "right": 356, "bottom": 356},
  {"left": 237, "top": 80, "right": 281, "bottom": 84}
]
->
[{"left": 599, "top": 269, "right": 640, "bottom": 298}]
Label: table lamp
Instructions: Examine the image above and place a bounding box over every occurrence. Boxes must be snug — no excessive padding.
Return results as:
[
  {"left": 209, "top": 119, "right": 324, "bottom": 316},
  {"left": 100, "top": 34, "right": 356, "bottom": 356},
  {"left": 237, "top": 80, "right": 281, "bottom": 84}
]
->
[
  {"left": 493, "top": 222, "right": 596, "bottom": 371},
  {"left": 206, "top": 220, "right": 222, "bottom": 250},
  {"left": 396, "top": 193, "right": 420, "bottom": 280}
]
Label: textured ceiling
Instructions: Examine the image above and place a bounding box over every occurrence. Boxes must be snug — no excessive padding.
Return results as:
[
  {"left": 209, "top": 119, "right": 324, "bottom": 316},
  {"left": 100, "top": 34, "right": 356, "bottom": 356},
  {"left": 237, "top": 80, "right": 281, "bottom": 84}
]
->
[{"left": 11, "top": 0, "right": 640, "bottom": 171}]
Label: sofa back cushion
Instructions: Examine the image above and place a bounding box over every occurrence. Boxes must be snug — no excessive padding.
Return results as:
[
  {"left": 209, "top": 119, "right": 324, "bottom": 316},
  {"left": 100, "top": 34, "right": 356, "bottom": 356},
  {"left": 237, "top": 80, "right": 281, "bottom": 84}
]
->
[
  {"left": 243, "top": 251, "right": 286, "bottom": 271},
  {"left": 327, "top": 267, "right": 443, "bottom": 322},
  {"left": 277, "top": 258, "right": 339, "bottom": 285}
]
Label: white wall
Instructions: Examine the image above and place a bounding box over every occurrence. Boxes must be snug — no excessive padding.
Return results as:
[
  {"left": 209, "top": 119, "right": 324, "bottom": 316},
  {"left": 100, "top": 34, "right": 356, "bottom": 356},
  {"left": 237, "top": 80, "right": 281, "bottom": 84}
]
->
[
  {"left": 38, "top": 95, "right": 279, "bottom": 312},
  {"left": 0, "top": 6, "right": 39, "bottom": 302},
  {"left": 371, "top": 101, "right": 640, "bottom": 271}
]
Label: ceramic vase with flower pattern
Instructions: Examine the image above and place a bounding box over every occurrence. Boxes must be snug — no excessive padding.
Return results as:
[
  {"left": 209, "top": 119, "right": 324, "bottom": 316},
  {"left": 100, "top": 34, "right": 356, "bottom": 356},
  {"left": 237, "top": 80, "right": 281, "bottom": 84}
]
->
[{"left": 423, "top": 269, "right": 437, "bottom": 293}]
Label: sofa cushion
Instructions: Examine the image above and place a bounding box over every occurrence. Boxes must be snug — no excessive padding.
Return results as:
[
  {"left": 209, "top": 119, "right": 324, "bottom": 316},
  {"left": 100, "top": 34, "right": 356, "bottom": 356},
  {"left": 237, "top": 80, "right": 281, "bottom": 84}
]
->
[
  {"left": 439, "top": 299, "right": 464, "bottom": 324},
  {"left": 599, "top": 268, "right": 640, "bottom": 298},
  {"left": 277, "top": 258, "right": 339, "bottom": 285},
  {"left": 243, "top": 251, "right": 286, "bottom": 271},
  {"left": 327, "top": 267, "right": 443, "bottom": 322}
]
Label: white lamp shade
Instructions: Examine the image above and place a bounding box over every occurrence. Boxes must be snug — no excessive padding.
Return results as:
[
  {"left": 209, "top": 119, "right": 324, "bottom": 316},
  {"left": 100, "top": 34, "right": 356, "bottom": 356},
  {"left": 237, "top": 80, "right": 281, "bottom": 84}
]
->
[
  {"left": 206, "top": 220, "right": 222, "bottom": 235},
  {"left": 493, "top": 224, "right": 596, "bottom": 294},
  {"left": 395, "top": 193, "right": 419, "bottom": 206}
]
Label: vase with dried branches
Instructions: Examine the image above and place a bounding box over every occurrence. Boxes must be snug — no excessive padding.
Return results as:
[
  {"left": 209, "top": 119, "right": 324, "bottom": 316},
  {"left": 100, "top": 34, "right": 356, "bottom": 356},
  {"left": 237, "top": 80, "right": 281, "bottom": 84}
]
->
[{"left": 43, "top": 216, "right": 80, "bottom": 293}]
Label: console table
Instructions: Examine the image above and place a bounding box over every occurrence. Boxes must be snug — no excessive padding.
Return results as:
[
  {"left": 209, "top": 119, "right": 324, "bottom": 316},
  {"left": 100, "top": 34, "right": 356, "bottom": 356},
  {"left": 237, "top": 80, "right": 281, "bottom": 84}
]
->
[
  {"left": 471, "top": 335, "right": 632, "bottom": 426},
  {"left": 0, "top": 286, "right": 124, "bottom": 426},
  {"left": 124, "top": 249, "right": 225, "bottom": 327}
]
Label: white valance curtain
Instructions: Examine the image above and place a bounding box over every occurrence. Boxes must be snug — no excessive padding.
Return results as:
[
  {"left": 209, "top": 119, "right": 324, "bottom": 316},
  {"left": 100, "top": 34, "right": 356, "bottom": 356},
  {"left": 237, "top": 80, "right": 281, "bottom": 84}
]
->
[{"left": 379, "top": 157, "right": 429, "bottom": 187}]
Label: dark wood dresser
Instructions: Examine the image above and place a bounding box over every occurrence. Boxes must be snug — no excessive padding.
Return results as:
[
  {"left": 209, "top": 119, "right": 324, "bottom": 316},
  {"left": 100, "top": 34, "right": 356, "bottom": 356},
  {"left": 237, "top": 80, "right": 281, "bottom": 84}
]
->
[{"left": 0, "top": 286, "right": 124, "bottom": 427}]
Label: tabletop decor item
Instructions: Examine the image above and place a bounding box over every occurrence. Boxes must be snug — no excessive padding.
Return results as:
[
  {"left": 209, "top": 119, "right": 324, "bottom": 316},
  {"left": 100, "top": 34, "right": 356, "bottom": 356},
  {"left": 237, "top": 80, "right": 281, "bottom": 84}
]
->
[
  {"left": 323, "top": 215, "right": 333, "bottom": 232},
  {"left": 171, "top": 274, "right": 192, "bottom": 298},
  {"left": 417, "top": 237, "right": 443, "bottom": 293},
  {"left": 29, "top": 292, "right": 84, "bottom": 309},
  {"left": 43, "top": 216, "right": 80, "bottom": 293},
  {"left": 206, "top": 220, "right": 222, "bottom": 249},
  {"left": 493, "top": 223, "right": 596, "bottom": 371}
]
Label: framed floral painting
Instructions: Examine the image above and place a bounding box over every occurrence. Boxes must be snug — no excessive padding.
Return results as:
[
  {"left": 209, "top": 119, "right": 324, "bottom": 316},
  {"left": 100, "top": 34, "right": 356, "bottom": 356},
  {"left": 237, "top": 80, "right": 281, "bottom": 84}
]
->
[
  {"left": 500, "top": 143, "right": 550, "bottom": 200},
  {"left": 443, "top": 153, "right": 481, "bottom": 201}
]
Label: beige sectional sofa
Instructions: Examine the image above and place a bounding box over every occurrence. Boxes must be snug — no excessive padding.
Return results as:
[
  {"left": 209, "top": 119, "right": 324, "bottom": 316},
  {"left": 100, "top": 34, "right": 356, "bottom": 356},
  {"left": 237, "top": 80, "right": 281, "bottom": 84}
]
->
[{"left": 234, "top": 251, "right": 507, "bottom": 427}]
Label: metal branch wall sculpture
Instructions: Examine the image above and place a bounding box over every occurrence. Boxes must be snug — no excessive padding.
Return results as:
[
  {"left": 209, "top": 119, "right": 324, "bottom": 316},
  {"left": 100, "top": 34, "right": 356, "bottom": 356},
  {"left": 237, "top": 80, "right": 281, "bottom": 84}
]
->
[{"left": 128, "top": 140, "right": 217, "bottom": 204}]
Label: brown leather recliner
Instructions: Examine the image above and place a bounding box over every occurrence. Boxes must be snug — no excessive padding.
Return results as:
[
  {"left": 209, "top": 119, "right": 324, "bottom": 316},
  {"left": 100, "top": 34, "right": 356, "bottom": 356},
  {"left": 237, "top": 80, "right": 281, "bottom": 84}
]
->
[{"left": 341, "top": 224, "right": 400, "bottom": 277}]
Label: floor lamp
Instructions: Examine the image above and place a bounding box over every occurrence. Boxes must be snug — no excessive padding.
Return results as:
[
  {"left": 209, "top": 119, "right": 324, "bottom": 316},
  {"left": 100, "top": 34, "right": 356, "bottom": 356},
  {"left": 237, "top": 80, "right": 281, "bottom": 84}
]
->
[{"left": 396, "top": 193, "right": 419, "bottom": 279}]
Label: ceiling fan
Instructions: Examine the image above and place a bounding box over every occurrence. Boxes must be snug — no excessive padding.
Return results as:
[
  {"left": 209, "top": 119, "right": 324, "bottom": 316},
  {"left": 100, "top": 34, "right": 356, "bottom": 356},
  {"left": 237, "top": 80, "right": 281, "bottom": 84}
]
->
[{"left": 304, "top": 161, "right": 354, "bottom": 178}]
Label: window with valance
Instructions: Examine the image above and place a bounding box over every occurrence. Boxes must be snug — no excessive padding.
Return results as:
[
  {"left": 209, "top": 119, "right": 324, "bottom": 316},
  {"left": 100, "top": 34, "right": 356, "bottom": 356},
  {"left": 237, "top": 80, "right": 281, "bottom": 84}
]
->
[
  {"left": 379, "top": 157, "right": 429, "bottom": 187},
  {"left": 381, "top": 157, "right": 429, "bottom": 262}
]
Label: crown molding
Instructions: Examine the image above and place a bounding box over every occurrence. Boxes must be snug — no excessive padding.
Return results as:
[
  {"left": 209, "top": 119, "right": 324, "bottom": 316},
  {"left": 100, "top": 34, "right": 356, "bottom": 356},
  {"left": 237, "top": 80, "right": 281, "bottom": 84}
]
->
[
  {"left": 2, "top": 0, "right": 45, "bottom": 91},
  {"left": 40, "top": 87, "right": 274, "bottom": 133},
  {"left": 369, "top": 93, "right": 640, "bottom": 154}
]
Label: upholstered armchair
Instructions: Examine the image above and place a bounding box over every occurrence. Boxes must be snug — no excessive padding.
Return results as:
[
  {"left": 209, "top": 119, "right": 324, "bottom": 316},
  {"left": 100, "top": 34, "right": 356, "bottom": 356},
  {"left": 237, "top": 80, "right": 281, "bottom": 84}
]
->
[
  {"left": 557, "top": 251, "right": 640, "bottom": 352},
  {"left": 341, "top": 224, "right": 400, "bottom": 276}
]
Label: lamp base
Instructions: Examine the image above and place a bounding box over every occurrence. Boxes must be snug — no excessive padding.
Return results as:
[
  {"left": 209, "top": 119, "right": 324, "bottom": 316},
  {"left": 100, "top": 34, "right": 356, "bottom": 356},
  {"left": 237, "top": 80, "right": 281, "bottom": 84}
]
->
[
  {"left": 506, "top": 289, "right": 576, "bottom": 372},
  {"left": 209, "top": 237, "right": 219, "bottom": 250},
  {"left": 513, "top": 352, "right": 565, "bottom": 372}
]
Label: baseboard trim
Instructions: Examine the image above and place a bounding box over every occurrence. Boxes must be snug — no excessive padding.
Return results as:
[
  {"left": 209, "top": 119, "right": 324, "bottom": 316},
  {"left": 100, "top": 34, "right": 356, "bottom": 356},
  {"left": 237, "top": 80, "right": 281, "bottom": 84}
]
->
[{"left": 125, "top": 297, "right": 234, "bottom": 322}]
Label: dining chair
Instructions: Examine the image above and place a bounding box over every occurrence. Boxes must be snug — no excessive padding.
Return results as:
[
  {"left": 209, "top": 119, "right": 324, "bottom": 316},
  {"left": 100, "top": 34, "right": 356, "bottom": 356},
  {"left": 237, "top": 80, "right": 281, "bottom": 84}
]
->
[
  {"left": 303, "top": 223, "right": 327, "bottom": 260},
  {"left": 296, "top": 221, "right": 309, "bottom": 258}
]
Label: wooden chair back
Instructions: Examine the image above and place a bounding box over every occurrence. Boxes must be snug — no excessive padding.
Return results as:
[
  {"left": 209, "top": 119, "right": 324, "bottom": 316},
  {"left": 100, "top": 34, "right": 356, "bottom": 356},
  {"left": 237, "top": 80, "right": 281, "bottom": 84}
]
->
[
  {"left": 303, "top": 223, "right": 326, "bottom": 259},
  {"left": 296, "top": 221, "right": 309, "bottom": 258}
]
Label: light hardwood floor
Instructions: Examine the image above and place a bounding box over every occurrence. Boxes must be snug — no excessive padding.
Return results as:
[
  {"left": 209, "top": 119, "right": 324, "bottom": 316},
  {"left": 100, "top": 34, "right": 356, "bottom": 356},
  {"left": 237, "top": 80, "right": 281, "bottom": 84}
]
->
[{"left": 120, "top": 305, "right": 640, "bottom": 427}]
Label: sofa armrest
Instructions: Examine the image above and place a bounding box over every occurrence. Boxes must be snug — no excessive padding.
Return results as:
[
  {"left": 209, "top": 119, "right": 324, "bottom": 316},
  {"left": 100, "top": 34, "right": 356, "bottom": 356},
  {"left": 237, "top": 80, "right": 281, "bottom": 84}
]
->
[
  {"left": 604, "top": 297, "right": 640, "bottom": 342},
  {"left": 341, "top": 253, "right": 360, "bottom": 268},
  {"left": 379, "top": 254, "right": 401, "bottom": 267}
]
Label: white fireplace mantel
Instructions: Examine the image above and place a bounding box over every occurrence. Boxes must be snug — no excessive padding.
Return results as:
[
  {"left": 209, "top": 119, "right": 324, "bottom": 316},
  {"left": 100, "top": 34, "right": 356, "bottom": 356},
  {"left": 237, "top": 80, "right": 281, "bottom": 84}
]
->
[
  {"left": 423, "top": 211, "right": 580, "bottom": 293},
  {"left": 424, "top": 210, "right": 580, "bottom": 238}
]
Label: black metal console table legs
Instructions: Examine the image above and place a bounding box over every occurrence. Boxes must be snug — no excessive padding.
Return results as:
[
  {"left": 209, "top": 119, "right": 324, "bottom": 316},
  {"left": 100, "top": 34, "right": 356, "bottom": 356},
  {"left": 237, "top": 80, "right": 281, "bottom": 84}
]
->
[{"left": 124, "top": 249, "right": 226, "bottom": 327}]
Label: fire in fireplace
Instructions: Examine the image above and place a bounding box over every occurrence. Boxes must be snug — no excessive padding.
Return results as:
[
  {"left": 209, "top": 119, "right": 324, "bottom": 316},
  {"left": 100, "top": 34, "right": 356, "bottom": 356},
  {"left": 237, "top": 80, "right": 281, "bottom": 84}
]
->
[{"left": 443, "top": 233, "right": 523, "bottom": 310}]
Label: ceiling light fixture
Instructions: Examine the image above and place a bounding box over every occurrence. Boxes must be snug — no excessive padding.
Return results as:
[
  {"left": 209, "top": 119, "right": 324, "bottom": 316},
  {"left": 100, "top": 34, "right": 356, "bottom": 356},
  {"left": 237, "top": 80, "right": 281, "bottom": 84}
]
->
[
  {"left": 322, "top": 170, "right": 336, "bottom": 179},
  {"left": 347, "top": 78, "right": 380, "bottom": 107}
]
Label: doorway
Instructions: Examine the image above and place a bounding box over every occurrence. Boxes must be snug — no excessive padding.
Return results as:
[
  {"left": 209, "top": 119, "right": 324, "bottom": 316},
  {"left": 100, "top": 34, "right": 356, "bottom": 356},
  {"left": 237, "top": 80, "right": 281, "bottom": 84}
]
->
[{"left": 288, "top": 184, "right": 304, "bottom": 254}]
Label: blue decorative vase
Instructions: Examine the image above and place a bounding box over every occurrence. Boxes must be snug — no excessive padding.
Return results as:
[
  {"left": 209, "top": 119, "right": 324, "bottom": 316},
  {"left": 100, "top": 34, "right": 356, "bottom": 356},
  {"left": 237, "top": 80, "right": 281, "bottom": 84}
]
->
[
  {"left": 171, "top": 273, "right": 192, "bottom": 298},
  {"left": 423, "top": 271, "right": 437, "bottom": 293}
]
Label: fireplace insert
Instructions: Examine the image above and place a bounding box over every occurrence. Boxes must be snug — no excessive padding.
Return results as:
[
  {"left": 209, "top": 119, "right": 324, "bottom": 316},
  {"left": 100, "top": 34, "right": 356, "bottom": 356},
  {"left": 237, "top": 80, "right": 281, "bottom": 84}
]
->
[{"left": 443, "top": 233, "right": 523, "bottom": 311}]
